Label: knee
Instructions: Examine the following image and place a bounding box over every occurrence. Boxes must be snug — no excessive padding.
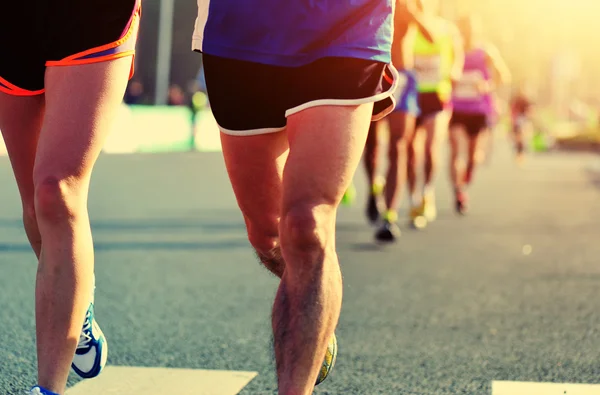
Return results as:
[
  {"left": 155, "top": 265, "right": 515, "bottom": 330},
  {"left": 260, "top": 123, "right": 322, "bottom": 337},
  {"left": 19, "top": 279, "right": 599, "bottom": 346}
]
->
[
  {"left": 22, "top": 200, "right": 38, "bottom": 231},
  {"left": 449, "top": 140, "right": 459, "bottom": 158},
  {"left": 450, "top": 149, "right": 459, "bottom": 161},
  {"left": 425, "top": 139, "right": 438, "bottom": 157},
  {"left": 425, "top": 134, "right": 436, "bottom": 149},
  {"left": 406, "top": 143, "right": 416, "bottom": 161},
  {"left": 34, "top": 176, "right": 83, "bottom": 224},
  {"left": 280, "top": 203, "right": 333, "bottom": 256},
  {"left": 390, "top": 134, "right": 408, "bottom": 151},
  {"left": 246, "top": 219, "right": 279, "bottom": 256},
  {"left": 364, "top": 134, "right": 378, "bottom": 159}
]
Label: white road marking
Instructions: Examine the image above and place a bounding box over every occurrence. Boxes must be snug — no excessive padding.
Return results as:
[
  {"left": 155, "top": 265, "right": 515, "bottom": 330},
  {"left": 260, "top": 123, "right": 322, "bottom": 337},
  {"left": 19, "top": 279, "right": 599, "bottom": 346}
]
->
[
  {"left": 492, "top": 380, "right": 600, "bottom": 395},
  {"left": 66, "top": 366, "right": 257, "bottom": 395}
]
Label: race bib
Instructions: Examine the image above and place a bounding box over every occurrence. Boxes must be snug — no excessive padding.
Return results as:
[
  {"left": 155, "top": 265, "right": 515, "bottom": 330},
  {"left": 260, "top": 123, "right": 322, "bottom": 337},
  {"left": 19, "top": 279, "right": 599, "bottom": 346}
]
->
[
  {"left": 454, "top": 70, "right": 484, "bottom": 99},
  {"left": 414, "top": 55, "right": 442, "bottom": 85}
]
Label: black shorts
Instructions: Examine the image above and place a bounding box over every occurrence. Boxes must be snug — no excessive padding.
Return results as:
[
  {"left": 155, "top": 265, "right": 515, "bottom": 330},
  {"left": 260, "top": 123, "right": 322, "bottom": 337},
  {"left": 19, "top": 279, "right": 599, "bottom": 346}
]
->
[
  {"left": 0, "top": 0, "right": 141, "bottom": 96},
  {"left": 450, "top": 112, "right": 489, "bottom": 137},
  {"left": 201, "top": 54, "right": 400, "bottom": 135},
  {"left": 416, "top": 92, "right": 446, "bottom": 127}
]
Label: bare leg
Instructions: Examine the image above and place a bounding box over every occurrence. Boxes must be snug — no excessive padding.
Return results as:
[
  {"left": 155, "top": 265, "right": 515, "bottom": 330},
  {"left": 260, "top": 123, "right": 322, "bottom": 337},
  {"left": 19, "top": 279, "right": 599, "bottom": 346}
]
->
[
  {"left": 465, "top": 129, "right": 484, "bottom": 185},
  {"left": 406, "top": 125, "right": 420, "bottom": 204},
  {"left": 363, "top": 121, "right": 379, "bottom": 189},
  {"left": 220, "top": 131, "right": 289, "bottom": 278},
  {"left": 274, "top": 104, "right": 372, "bottom": 394},
  {"left": 384, "top": 111, "right": 415, "bottom": 214},
  {"left": 448, "top": 125, "right": 464, "bottom": 192},
  {"left": 33, "top": 59, "right": 130, "bottom": 393},
  {"left": 363, "top": 121, "right": 382, "bottom": 223},
  {"left": 512, "top": 118, "right": 525, "bottom": 158},
  {"left": 0, "top": 94, "right": 45, "bottom": 257},
  {"left": 423, "top": 111, "right": 449, "bottom": 194}
]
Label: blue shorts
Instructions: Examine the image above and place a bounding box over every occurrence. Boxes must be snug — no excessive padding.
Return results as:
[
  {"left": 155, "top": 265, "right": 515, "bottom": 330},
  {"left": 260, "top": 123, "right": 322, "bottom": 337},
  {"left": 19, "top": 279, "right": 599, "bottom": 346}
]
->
[{"left": 393, "top": 70, "right": 420, "bottom": 116}]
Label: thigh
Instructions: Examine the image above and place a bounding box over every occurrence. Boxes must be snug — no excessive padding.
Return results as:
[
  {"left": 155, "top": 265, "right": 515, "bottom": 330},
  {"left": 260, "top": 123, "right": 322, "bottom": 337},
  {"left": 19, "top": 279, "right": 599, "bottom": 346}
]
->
[
  {"left": 426, "top": 107, "right": 451, "bottom": 144},
  {"left": 450, "top": 113, "right": 470, "bottom": 140},
  {"left": 33, "top": 0, "right": 140, "bottom": 182},
  {"left": 0, "top": 94, "right": 45, "bottom": 202},
  {"left": 388, "top": 111, "right": 415, "bottom": 142},
  {"left": 220, "top": 131, "right": 289, "bottom": 235},
  {"left": 365, "top": 121, "right": 380, "bottom": 150},
  {"left": 467, "top": 115, "right": 488, "bottom": 150},
  {"left": 422, "top": 115, "right": 438, "bottom": 145},
  {"left": 462, "top": 114, "right": 486, "bottom": 138},
  {"left": 448, "top": 120, "right": 462, "bottom": 149},
  {"left": 283, "top": 104, "right": 373, "bottom": 212},
  {"left": 33, "top": 58, "right": 132, "bottom": 184}
]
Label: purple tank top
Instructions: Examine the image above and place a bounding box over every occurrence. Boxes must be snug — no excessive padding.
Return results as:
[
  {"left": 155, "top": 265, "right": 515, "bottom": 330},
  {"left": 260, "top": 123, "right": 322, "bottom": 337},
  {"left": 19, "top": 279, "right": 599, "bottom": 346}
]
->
[{"left": 452, "top": 48, "right": 493, "bottom": 114}]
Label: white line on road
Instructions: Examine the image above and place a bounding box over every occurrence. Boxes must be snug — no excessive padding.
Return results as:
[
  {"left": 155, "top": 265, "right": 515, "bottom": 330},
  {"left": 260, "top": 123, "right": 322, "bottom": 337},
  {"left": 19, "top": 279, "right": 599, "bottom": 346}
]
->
[
  {"left": 66, "top": 366, "right": 258, "bottom": 395},
  {"left": 492, "top": 380, "right": 600, "bottom": 395}
]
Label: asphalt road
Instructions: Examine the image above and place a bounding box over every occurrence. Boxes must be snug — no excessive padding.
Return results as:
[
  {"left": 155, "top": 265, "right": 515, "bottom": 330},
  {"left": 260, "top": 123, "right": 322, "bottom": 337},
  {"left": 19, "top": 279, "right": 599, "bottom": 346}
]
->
[{"left": 0, "top": 142, "right": 598, "bottom": 394}]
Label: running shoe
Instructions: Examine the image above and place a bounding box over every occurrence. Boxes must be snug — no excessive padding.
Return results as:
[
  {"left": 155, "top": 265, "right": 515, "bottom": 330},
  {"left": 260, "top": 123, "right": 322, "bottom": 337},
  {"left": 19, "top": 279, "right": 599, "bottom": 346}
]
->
[
  {"left": 27, "top": 386, "right": 59, "bottom": 395},
  {"left": 316, "top": 334, "right": 338, "bottom": 385},
  {"left": 375, "top": 219, "right": 401, "bottom": 242},
  {"left": 422, "top": 193, "right": 437, "bottom": 222},
  {"left": 71, "top": 302, "right": 108, "bottom": 378},
  {"left": 365, "top": 177, "right": 385, "bottom": 224},
  {"left": 366, "top": 194, "right": 382, "bottom": 224},
  {"left": 409, "top": 205, "right": 427, "bottom": 229}
]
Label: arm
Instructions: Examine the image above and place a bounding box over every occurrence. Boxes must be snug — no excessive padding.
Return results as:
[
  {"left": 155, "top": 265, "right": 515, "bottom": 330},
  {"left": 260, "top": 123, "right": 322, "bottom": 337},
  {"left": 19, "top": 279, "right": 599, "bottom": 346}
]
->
[
  {"left": 484, "top": 43, "right": 512, "bottom": 87},
  {"left": 448, "top": 23, "right": 465, "bottom": 84},
  {"left": 396, "top": 0, "right": 435, "bottom": 43}
]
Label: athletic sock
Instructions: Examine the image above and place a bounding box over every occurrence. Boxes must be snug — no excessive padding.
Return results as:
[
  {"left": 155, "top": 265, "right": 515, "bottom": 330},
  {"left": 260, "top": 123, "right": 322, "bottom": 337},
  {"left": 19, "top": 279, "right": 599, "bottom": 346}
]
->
[
  {"left": 383, "top": 210, "right": 398, "bottom": 223},
  {"left": 371, "top": 176, "right": 385, "bottom": 196}
]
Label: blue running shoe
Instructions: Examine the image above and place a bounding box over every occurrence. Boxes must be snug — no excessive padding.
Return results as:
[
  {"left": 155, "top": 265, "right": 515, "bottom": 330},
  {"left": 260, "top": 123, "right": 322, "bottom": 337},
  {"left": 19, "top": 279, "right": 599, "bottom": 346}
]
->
[
  {"left": 71, "top": 277, "right": 108, "bottom": 379},
  {"left": 28, "top": 386, "right": 60, "bottom": 395}
]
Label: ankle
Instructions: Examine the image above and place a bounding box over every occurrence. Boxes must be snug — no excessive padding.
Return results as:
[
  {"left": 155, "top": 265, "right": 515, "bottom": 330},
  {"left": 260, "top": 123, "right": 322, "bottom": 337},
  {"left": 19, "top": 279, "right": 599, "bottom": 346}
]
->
[{"left": 383, "top": 210, "right": 398, "bottom": 223}]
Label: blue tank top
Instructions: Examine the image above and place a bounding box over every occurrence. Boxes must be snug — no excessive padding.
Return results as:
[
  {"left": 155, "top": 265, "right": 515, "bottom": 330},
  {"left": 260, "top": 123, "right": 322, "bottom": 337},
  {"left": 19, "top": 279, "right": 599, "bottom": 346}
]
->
[{"left": 193, "top": 0, "right": 394, "bottom": 67}]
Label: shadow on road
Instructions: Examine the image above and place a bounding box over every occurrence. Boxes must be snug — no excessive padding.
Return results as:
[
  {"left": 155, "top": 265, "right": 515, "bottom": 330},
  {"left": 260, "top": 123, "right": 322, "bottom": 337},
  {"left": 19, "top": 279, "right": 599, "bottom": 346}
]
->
[
  {"left": 584, "top": 168, "right": 600, "bottom": 189},
  {"left": 335, "top": 222, "right": 366, "bottom": 232},
  {"left": 0, "top": 239, "right": 249, "bottom": 254},
  {"left": 0, "top": 218, "right": 246, "bottom": 233},
  {"left": 348, "top": 242, "right": 386, "bottom": 252},
  {"left": 91, "top": 219, "right": 245, "bottom": 233}
]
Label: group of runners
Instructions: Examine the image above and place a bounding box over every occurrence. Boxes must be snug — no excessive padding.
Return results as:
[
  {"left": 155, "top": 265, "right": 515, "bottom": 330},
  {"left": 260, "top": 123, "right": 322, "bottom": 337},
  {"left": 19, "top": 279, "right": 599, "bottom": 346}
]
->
[
  {"left": 360, "top": 1, "right": 522, "bottom": 243},
  {"left": 0, "top": 0, "right": 531, "bottom": 394}
]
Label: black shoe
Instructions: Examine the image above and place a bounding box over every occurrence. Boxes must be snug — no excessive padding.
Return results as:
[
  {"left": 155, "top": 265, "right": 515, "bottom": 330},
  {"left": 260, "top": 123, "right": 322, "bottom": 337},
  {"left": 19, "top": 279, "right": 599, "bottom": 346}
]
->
[
  {"left": 366, "top": 194, "right": 381, "bottom": 224},
  {"left": 375, "top": 220, "right": 400, "bottom": 242}
]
